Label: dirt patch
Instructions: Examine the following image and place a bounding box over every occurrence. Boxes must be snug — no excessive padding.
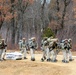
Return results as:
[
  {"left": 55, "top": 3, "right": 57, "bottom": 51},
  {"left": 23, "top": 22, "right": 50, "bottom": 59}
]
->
[
  {"left": 0, "top": 51, "right": 76, "bottom": 75},
  {"left": 0, "top": 59, "right": 71, "bottom": 75}
]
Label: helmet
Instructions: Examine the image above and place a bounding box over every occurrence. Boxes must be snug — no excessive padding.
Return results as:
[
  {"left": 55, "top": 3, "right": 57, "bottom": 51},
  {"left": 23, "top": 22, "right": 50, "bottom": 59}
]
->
[
  {"left": 19, "top": 40, "right": 22, "bottom": 42},
  {"left": 51, "top": 38, "right": 58, "bottom": 42},
  {"left": 47, "top": 38, "right": 51, "bottom": 42},
  {"left": 23, "top": 38, "right": 26, "bottom": 40},
  {"left": 64, "top": 39, "right": 68, "bottom": 41},
  {"left": 2, "top": 39, "right": 5, "bottom": 41},
  {"left": 68, "top": 38, "right": 72, "bottom": 42},
  {"left": 31, "top": 37, "right": 36, "bottom": 41}
]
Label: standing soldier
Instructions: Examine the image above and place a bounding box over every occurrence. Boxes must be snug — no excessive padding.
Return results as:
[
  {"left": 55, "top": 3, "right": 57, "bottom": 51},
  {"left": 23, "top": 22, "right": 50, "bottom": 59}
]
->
[
  {"left": 68, "top": 39, "right": 73, "bottom": 61},
  {"left": 54, "top": 39, "right": 61, "bottom": 62},
  {"left": 62, "top": 39, "right": 69, "bottom": 63},
  {"left": 18, "top": 40, "right": 22, "bottom": 51},
  {"left": 28, "top": 37, "right": 38, "bottom": 61},
  {"left": 51, "top": 40, "right": 58, "bottom": 62},
  {"left": 0, "top": 39, "right": 7, "bottom": 61},
  {"left": 21, "top": 38, "right": 27, "bottom": 59},
  {"left": 41, "top": 37, "right": 48, "bottom": 62},
  {"left": 41, "top": 37, "right": 50, "bottom": 62}
]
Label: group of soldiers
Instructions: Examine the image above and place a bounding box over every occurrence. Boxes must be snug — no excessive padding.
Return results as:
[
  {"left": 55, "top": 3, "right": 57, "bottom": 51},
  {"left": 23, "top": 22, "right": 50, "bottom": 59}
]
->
[
  {"left": 19, "top": 37, "right": 38, "bottom": 61},
  {"left": 41, "top": 37, "right": 73, "bottom": 63},
  {"left": 0, "top": 37, "right": 74, "bottom": 63},
  {"left": 19, "top": 37, "right": 74, "bottom": 63}
]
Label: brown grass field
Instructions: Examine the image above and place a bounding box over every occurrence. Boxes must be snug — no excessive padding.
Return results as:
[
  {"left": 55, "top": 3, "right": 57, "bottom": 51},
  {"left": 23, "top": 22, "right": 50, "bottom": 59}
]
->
[{"left": 0, "top": 51, "right": 76, "bottom": 75}]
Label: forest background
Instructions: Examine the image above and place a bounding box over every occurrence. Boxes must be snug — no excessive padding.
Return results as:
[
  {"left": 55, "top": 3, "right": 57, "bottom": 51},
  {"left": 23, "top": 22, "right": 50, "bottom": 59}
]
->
[{"left": 0, "top": 0, "right": 76, "bottom": 50}]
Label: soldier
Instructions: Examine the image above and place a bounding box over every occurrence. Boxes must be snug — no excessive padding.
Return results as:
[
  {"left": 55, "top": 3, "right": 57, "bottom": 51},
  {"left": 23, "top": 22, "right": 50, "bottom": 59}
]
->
[
  {"left": 41, "top": 37, "right": 50, "bottom": 62},
  {"left": 41, "top": 37, "right": 48, "bottom": 61},
  {"left": 51, "top": 40, "right": 58, "bottom": 62},
  {"left": 47, "top": 38, "right": 60, "bottom": 62},
  {"left": 21, "top": 38, "right": 27, "bottom": 59},
  {"left": 28, "top": 37, "right": 38, "bottom": 61},
  {"left": 0, "top": 39, "right": 7, "bottom": 61},
  {"left": 68, "top": 39, "right": 73, "bottom": 61},
  {"left": 18, "top": 40, "right": 22, "bottom": 51},
  {"left": 54, "top": 39, "right": 61, "bottom": 61},
  {"left": 62, "top": 39, "right": 69, "bottom": 63}
]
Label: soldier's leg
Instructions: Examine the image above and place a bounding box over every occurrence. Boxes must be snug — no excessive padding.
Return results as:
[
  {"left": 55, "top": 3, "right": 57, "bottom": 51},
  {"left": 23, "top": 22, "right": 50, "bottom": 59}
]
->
[
  {"left": 66, "top": 52, "right": 69, "bottom": 61},
  {"left": 49, "top": 49, "right": 53, "bottom": 61},
  {"left": 62, "top": 50, "right": 65, "bottom": 61},
  {"left": 24, "top": 48, "right": 27, "bottom": 59},
  {"left": 62, "top": 50, "right": 69, "bottom": 63},
  {"left": 20, "top": 49, "right": 24, "bottom": 54},
  {"left": 54, "top": 49, "right": 60, "bottom": 61},
  {"left": 0, "top": 50, "right": 2, "bottom": 61},
  {"left": 20, "top": 49, "right": 24, "bottom": 59},
  {"left": 1, "top": 49, "right": 6, "bottom": 60},
  {"left": 54, "top": 50, "right": 58, "bottom": 62},
  {"left": 62, "top": 50, "right": 66, "bottom": 62},
  {"left": 30, "top": 48, "right": 35, "bottom": 61},
  {"left": 46, "top": 47, "right": 50, "bottom": 61},
  {"left": 51, "top": 50, "right": 57, "bottom": 62},
  {"left": 0, "top": 49, "right": 3, "bottom": 61},
  {"left": 41, "top": 49, "right": 46, "bottom": 61},
  {"left": 68, "top": 50, "right": 73, "bottom": 61}
]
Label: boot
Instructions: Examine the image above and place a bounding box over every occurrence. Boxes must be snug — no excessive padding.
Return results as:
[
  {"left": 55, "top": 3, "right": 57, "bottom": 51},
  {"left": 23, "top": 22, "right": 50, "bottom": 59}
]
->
[
  {"left": 47, "top": 58, "right": 51, "bottom": 62},
  {"left": 31, "top": 58, "right": 35, "bottom": 61},
  {"left": 69, "top": 59, "right": 74, "bottom": 61},
  {"left": 24, "top": 57, "right": 27, "bottom": 59},
  {"left": 44, "top": 56, "right": 46, "bottom": 60},
  {"left": 41, "top": 58, "right": 44, "bottom": 62}
]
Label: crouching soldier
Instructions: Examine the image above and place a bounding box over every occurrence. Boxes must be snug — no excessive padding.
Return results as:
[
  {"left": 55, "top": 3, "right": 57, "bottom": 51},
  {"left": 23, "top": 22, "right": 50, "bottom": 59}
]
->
[
  {"left": 0, "top": 39, "right": 7, "bottom": 61},
  {"left": 28, "top": 37, "right": 38, "bottom": 61},
  {"left": 21, "top": 38, "right": 27, "bottom": 59},
  {"left": 68, "top": 39, "right": 74, "bottom": 61}
]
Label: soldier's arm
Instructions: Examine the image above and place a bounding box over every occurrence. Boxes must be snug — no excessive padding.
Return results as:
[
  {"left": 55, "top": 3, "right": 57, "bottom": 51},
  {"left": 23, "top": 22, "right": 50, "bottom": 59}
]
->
[{"left": 35, "top": 42, "right": 38, "bottom": 50}]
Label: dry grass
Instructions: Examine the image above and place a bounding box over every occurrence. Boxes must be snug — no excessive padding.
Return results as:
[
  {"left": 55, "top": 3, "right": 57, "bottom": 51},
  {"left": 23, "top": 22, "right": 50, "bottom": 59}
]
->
[{"left": 0, "top": 51, "right": 76, "bottom": 75}]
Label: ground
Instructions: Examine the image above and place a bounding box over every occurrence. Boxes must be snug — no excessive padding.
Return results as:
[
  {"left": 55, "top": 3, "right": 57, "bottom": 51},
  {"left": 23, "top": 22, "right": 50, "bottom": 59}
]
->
[{"left": 0, "top": 51, "right": 76, "bottom": 75}]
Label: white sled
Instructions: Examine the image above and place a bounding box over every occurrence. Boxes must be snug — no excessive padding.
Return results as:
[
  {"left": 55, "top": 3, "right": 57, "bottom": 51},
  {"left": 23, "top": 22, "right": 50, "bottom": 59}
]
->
[{"left": 5, "top": 52, "right": 22, "bottom": 60}]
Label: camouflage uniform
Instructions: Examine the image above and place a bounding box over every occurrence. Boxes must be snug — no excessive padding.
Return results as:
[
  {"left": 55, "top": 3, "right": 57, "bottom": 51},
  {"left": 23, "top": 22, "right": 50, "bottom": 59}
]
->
[
  {"left": 0, "top": 39, "right": 7, "bottom": 61},
  {"left": 50, "top": 41, "right": 58, "bottom": 62},
  {"left": 62, "top": 39, "right": 69, "bottom": 63},
  {"left": 41, "top": 37, "right": 50, "bottom": 62},
  {"left": 18, "top": 40, "right": 22, "bottom": 51},
  {"left": 48, "top": 38, "right": 60, "bottom": 62},
  {"left": 41, "top": 39, "right": 46, "bottom": 61},
  {"left": 21, "top": 38, "right": 27, "bottom": 59},
  {"left": 28, "top": 37, "right": 38, "bottom": 61},
  {"left": 68, "top": 39, "right": 73, "bottom": 61}
]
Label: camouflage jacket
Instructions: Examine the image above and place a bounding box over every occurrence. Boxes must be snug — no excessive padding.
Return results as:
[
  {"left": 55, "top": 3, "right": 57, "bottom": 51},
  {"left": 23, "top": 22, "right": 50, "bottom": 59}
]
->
[{"left": 0, "top": 43, "right": 7, "bottom": 49}]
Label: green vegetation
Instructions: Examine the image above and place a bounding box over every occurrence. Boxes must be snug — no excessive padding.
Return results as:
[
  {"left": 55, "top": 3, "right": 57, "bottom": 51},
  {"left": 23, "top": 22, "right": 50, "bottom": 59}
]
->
[{"left": 42, "top": 28, "right": 55, "bottom": 38}]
